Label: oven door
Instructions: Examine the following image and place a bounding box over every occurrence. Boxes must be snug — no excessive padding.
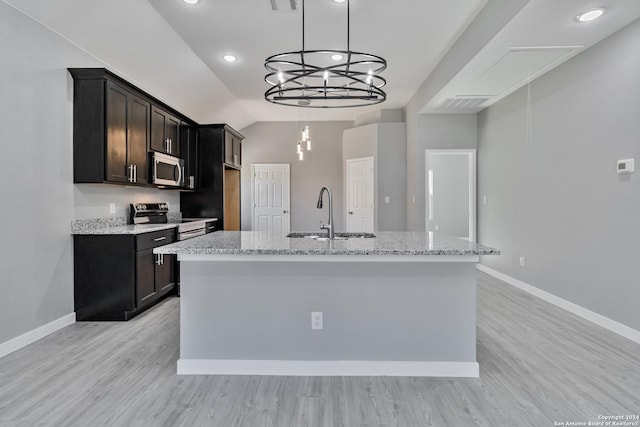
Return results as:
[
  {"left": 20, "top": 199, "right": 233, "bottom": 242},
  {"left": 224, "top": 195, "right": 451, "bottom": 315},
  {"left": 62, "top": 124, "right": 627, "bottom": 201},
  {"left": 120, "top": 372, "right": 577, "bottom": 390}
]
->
[{"left": 152, "top": 152, "right": 184, "bottom": 187}]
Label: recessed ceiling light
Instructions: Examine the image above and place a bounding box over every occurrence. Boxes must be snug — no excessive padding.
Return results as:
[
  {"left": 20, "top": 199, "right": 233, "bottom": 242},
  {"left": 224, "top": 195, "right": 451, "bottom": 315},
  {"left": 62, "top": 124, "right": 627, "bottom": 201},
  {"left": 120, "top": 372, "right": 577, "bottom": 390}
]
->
[
  {"left": 223, "top": 54, "right": 238, "bottom": 62},
  {"left": 576, "top": 8, "right": 605, "bottom": 22},
  {"left": 183, "top": 0, "right": 199, "bottom": 4},
  {"left": 331, "top": 54, "right": 343, "bottom": 61},
  {"left": 333, "top": 0, "right": 346, "bottom": 3}
]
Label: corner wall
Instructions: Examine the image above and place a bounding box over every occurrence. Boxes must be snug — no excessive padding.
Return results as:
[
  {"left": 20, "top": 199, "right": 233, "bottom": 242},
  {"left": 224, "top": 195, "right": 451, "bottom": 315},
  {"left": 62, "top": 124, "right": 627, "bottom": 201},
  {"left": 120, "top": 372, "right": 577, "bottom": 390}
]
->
[
  {"left": 343, "top": 123, "right": 407, "bottom": 231},
  {"left": 477, "top": 19, "right": 640, "bottom": 331},
  {"left": 240, "top": 121, "right": 353, "bottom": 232}
]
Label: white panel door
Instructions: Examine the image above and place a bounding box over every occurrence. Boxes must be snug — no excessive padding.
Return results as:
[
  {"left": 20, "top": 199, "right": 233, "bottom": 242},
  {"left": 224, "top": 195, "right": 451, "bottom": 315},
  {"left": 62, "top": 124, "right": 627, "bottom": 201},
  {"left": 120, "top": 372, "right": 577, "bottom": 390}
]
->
[
  {"left": 346, "top": 157, "right": 374, "bottom": 233},
  {"left": 252, "top": 164, "right": 290, "bottom": 236},
  {"left": 426, "top": 149, "right": 476, "bottom": 241}
]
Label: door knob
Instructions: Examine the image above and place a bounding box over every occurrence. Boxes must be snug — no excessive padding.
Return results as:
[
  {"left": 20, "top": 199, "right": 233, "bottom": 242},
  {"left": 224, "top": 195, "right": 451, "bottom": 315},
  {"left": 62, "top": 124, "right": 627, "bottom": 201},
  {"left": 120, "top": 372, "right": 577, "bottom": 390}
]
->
[
  {"left": 283, "top": 210, "right": 289, "bottom": 214},
  {"left": 348, "top": 211, "right": 354, "bottom": 215}
]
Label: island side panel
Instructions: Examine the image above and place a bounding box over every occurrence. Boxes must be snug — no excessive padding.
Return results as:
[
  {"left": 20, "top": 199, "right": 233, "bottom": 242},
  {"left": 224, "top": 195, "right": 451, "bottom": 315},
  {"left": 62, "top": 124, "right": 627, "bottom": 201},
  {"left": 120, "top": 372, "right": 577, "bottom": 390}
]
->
[{"left": 179, "top": 260, "right": 476, "bottom": 371}]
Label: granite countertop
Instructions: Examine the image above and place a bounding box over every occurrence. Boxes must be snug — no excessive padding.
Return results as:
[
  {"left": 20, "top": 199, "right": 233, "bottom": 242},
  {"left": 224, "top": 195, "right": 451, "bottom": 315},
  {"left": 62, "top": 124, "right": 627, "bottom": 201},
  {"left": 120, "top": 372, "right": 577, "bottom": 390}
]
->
[
  {"left": 154, "top": 231, "right": 500, "bottom": 256},
  {"left": 71, "top": 216, "right": 181, "bottom": 235}
]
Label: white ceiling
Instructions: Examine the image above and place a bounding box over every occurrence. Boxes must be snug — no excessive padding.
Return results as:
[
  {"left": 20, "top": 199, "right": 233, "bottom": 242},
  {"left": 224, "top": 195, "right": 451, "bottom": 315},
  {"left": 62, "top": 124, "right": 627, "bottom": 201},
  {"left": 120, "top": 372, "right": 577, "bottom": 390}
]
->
[{"left": 3, "top": 0, "right": 640, "bottom": 129}]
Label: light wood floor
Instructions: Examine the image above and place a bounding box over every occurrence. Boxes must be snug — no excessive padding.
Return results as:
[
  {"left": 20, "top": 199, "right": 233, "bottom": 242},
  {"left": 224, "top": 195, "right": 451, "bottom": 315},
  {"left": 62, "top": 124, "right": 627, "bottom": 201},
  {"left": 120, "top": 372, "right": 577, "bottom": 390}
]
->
[{"left": 1, "top": 271, "right": 639, "bottom": 426}]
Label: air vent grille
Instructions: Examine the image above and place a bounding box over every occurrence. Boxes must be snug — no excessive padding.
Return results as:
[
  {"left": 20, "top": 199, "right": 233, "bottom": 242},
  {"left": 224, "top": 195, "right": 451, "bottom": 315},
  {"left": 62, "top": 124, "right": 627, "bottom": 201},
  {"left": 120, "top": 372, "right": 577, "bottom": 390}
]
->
[
  {"left": 439, "top": 97, "right": 490, "bottom": 109},
  {"left": 269, "top": 0, "right": 297, "bottom": 12}
]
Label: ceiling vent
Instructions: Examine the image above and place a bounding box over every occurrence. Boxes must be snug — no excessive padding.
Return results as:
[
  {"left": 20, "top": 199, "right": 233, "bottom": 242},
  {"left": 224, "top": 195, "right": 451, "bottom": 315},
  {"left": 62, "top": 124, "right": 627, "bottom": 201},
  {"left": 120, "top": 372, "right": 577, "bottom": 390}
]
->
[
  {"left": 269, "top": 0, "right": 297, "bottom": 12},
  {"left": 435, "top": 45, "right": 583, "bottom": 111},
  {"left": 439, "top": 97, "right": 490, "bottom": 109}
]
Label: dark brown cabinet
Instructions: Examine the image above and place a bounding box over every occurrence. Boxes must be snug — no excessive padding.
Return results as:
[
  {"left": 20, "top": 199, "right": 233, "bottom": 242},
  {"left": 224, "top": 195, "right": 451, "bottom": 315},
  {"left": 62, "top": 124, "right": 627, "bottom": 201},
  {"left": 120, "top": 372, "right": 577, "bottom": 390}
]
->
[
  {"left": 151, "top": 106, "right": 181, "bottom": 157},
  {"left": 224, "top": 129, "right": 242, "bottom": 168},
  {"left": 69, "top": 68, "right": 198, "bottom": 188},
  {"left": 74, "top": 228, "right": 177, "bottom": 321},
  {"left": 181, "top": 123, "right": 198, "bottom": 190},
  {"left": 181, "top": 124, "right": 244, "bottom": 229},
  {"left": 70, "top": 69, "right": 150, "bottom": 185},
  {"left": 136, "top": 249, "right": 175, "bottom": 308}
]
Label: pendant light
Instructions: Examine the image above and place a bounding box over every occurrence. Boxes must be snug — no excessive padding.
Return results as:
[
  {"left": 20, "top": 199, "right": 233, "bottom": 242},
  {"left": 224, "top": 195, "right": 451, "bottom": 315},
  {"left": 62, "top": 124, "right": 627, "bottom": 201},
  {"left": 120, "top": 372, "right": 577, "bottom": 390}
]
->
[{"left": 264, "top": 0, "right": 387, "bottom": 108}]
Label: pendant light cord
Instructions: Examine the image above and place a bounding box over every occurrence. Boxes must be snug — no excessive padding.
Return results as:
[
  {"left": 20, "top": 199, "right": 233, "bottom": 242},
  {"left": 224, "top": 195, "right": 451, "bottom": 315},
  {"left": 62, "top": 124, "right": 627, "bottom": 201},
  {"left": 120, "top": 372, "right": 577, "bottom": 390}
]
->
[{"left": 347, "top": 0, "right": 350, "bottom": 52}]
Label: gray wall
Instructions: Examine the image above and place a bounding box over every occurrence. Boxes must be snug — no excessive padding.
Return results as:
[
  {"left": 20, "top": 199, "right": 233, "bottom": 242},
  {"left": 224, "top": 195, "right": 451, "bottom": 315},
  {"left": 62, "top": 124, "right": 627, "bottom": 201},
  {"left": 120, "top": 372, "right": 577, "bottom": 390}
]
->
[
  {"left": 477, "top": 19, "right": 640, "bottom": 331},
  {"left": 343, "top": 123, "right": 407, "bottom": 231},
  {"left": 0, "top": 3, "right": 181, "bottom": 345},
  {"left": 240, "top": 121, "right": 353, "bottom": 232},
  {"left": 405, "top": 115, "right": 478, "bottom": 231},
  {"left": 403, "top": 0, "right": 531, "bottom": 231}
]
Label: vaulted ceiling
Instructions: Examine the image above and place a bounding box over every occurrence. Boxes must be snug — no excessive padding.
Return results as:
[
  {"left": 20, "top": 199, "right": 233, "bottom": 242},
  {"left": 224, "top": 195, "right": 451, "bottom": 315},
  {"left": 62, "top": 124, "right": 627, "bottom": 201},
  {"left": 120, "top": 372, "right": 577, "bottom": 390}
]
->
[{"left": 4, "top": 0, "right": 640, "bottom": 129}]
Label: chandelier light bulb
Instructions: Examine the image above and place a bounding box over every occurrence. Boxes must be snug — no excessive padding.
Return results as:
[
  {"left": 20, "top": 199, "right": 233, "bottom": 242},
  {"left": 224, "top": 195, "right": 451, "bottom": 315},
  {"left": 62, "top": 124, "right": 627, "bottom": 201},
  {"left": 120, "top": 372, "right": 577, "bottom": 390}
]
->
[{"left": 307, "top": 139, "right": 312, "bottom": 151}]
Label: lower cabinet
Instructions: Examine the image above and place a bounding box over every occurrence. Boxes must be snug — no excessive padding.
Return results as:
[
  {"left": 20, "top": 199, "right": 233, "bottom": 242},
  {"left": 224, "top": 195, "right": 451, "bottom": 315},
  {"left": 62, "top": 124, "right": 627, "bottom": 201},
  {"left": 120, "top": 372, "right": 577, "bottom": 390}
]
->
[{"left": 74, "top": 229, "right": 177, "bottom": 321}]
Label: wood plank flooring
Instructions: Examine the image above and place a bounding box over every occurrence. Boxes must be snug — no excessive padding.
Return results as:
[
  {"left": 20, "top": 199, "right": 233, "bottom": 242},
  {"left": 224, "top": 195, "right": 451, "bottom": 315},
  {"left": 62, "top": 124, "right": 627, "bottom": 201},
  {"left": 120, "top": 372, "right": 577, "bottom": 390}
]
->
[{"left": 0, "top": 271, "right": 639, "bottom": 426}]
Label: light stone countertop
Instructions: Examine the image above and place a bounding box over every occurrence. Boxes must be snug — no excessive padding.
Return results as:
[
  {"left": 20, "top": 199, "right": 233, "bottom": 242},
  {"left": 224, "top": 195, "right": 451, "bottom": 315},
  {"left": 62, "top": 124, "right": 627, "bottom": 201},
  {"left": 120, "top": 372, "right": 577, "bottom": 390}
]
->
[
  {"left": 154, "top": 231, "right": 500, "bottom": 257},
  {"left": 70, "top": 216, "right": 181, "bottom": 235}
]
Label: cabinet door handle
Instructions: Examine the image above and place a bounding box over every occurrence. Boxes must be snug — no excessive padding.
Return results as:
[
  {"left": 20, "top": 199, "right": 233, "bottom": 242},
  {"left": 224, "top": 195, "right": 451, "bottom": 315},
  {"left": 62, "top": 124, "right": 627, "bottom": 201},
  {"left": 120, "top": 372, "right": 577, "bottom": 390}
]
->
[
  {"left": 154, "top": 236, "right": 167, "bottom": 242},
  {"left": 156, "top": 254, "right": 161, "bottom": 265},
  {"left": 133, "top": 164, "right": 137, "bottom": 183}
]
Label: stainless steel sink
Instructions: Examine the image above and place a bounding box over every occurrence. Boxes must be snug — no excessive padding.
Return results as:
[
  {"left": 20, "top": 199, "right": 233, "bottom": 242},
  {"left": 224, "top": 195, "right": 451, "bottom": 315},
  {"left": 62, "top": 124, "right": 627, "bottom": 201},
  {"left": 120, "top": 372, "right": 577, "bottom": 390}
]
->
[{"left": 286, "top": 232, "right": 376, "bottom": 240}]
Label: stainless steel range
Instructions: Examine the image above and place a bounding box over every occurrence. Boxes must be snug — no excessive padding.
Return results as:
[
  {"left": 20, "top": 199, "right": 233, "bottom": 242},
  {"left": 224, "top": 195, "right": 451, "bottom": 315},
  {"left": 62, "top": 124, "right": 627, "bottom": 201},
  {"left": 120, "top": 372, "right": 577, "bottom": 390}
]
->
[{"left": 129, "top": 203, "right": 218, "bottom": 240}]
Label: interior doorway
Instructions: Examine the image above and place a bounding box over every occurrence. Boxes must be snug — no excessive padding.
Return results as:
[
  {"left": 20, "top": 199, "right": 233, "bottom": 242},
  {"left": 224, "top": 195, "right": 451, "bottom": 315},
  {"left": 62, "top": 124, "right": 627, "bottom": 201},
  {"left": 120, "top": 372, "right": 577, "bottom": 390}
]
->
[
  {"left": 425, "top": 149, "right": 476, "bottom": 241},
  {"left": 251, "top": 163, "right": 291, "bottom": 236},
  {"left": 346, "top": 157, "right": 374, "bottom": 233}
]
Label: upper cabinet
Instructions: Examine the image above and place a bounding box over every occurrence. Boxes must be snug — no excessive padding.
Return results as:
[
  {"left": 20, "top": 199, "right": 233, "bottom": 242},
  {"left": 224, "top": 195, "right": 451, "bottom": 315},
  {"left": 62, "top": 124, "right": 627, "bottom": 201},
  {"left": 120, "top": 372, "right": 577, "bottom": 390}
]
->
[
  {"left": 71, "top": 70, "right": 150, "bottom": 185},
  {"left": 151, "top": 106, "right": 181, "bottom": 157},
  {"left": 69, "top": 68, "right": 197, "bottom": 188},
  {"left": 224, "top": 128, "right": 243, "bottom": 169}
]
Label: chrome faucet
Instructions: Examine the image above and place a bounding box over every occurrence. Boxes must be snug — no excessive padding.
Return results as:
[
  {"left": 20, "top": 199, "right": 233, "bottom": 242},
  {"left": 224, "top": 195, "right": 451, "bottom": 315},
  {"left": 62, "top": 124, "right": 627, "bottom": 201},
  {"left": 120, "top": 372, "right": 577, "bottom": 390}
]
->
[{"left": 316, "top": 186, "right": 335, "bottom": 239}]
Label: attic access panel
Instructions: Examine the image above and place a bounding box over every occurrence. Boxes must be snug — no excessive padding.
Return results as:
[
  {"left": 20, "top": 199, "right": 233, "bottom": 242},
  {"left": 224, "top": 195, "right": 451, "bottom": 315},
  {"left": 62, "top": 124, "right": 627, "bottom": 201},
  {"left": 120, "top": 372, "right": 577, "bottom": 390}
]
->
[{"left": 456, "top": 46, "right": 583, "bottom": 98}]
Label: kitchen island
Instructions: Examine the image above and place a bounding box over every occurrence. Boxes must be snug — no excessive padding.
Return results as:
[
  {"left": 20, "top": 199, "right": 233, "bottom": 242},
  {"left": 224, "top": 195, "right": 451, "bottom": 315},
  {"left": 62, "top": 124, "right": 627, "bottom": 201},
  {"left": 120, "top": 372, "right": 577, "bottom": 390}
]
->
[{"left": 156, "top": 231, "right": 499, "bottom": 377}]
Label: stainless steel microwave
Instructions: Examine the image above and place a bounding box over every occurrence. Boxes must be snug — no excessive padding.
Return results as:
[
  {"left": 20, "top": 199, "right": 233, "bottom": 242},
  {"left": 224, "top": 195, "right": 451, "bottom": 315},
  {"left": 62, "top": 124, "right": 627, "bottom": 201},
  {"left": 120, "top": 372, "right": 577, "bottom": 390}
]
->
[{"left": 152, "top": 152, "right": 184, "bottom": 187}]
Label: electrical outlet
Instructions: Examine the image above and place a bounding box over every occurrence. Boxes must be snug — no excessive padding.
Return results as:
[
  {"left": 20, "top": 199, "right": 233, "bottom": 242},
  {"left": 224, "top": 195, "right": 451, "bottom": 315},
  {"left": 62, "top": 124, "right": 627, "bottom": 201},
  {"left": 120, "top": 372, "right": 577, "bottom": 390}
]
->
[
  {"left": 109, "top": 203, "right": 116, "bottom": 214},
  {"left": 311, "top": 312, "right": 323, "bottom": 330},
  {"left": 483, "top": 195, "right": 487, "bottom": 205},
  {"left": 384, "top": 196, "right": 390, "bottom": 204},
  {"left": 519, "top": 257, "right": 526, "bottom": 267}
]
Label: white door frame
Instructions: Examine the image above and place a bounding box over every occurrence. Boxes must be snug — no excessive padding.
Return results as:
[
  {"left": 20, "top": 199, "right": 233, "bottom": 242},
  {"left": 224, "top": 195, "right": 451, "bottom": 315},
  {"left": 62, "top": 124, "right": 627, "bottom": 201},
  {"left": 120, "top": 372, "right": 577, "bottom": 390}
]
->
[
  {"left": 346, "top": 156, "right": 375, "bottom": 232},
  {"left": 251, "top": 163, "right": 291, "bottom": 233},
  {"left": 425, "top": 149, "right": 476, "bottom": 241}
]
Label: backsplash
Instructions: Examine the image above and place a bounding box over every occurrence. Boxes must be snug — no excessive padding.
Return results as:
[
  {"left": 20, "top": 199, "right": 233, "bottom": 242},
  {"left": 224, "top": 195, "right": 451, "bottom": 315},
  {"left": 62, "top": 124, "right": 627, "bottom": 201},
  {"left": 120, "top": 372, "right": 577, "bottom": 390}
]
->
[{"left": 73, "top": 184, "right": 181, "bottom": 220}]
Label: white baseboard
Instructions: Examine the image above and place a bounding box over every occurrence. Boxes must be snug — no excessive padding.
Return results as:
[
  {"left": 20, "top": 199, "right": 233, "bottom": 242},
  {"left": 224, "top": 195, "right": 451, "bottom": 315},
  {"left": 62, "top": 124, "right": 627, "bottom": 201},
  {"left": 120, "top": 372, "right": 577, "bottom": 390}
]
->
[
  {"left": 477, "top": 264, "right": 640, "bottom": 345},
  {"left": 0, "top": 313, "right": 76, "bottom": 359},
  {"left": 177, "top": 359, "right": 479, "bottom": 377}
]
